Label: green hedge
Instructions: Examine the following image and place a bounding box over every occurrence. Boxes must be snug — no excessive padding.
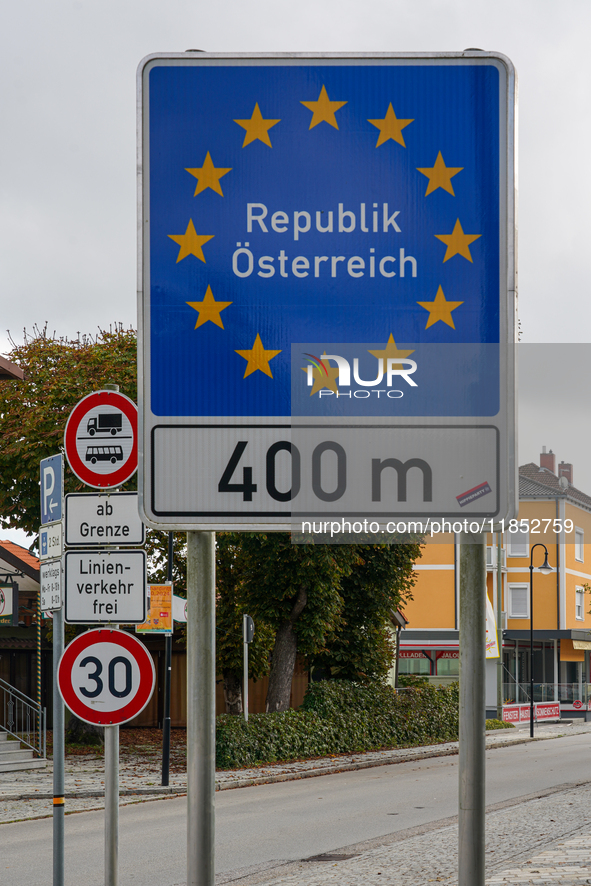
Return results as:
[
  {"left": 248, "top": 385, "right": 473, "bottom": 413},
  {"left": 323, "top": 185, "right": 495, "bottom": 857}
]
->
[{"left": 216, "top": 680, "right": 459, "bottom": 769}]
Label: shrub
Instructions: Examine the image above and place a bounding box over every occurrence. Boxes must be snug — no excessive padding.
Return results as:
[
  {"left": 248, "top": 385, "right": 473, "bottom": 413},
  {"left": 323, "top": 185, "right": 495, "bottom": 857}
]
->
[
  {"left": 486, "top": 718, "right": 514, "bottom": 730},
  {"left": 397, "top": 673, "right": 429, "bottom": 687},
  {"left": 216, "top": 710, "right": 340, "bottom": 769},
  {"left": 216, "top": 680, "right": 459, "bottom": 769}
]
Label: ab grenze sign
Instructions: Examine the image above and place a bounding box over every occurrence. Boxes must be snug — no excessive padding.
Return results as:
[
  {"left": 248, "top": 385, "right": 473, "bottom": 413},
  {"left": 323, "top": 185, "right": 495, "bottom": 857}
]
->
[{"left": 138, "top": 53, "right": 516, "bottom": 529}]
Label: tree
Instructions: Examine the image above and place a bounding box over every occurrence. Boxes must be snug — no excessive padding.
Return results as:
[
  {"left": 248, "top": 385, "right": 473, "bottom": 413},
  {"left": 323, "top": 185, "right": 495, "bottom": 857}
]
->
[
  {"left": 0, "top": 325, "right": 137, "bottom": 536},
  {"left": 234, "top": 534, "right": 360, "bottom": 712},
  {"left": 310, "top": 542, "right": 421, "bottom": 682},
  {"left": 215, "top": 534, "right": 274, "bottom": 714},
  {"left": 145, "top": 530, "right": 188, "bottom": 588},
  {"left": 233, "top": 534, "right": 422, "bottom": 711}
]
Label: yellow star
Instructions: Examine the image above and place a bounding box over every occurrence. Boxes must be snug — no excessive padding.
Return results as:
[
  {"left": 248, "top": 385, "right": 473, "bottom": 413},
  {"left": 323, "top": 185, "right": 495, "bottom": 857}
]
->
[
  {"left": 368, "top": 334, "right": 415, "bottom": 371},
  {"left": 300, "top": 85, "right": 347, "bottom": 130},
  {"left": 417, "top": 152, "right": 463, "bottom": 196},
  {"left": 435, "top": 218, "right": 481, "bottom": 263},
  {"left": 186, "top": 286, "right": 232, "bottom": 330},
  {"left": 185, "top": 152, "right": 232, "bottom": 197},
  {"left": 368, "top": 104, "right": 414, "bottom": 147},
  {"left": 418, "top": 286, "right": 463, "bottom": 329},
  {"left": 235, "top": 334, "right": 281, "bottom": 379},
  {"left": 168, "top": 220, "right": 214, "bottom": 263},
  {"left": 234, "top": 103, "right": 280, "bottom": 148},
  {"left": 302, "top": 354, "right": 340, "bottom": 395}
]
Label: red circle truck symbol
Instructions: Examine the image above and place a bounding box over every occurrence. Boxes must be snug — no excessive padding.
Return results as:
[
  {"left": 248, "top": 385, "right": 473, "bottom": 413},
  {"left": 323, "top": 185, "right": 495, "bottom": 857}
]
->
[
  {"left": 64, "top": 390, "right": 138, "bottom": 488},
  {"left": 57, "top": 629, "right": 155, "bottom": 726}
]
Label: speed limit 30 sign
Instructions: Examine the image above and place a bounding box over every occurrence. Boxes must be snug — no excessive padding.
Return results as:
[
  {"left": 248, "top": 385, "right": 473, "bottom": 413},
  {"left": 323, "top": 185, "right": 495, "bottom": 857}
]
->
[{"left": 57, "top": 629, "right": 155, "bottom": 725}]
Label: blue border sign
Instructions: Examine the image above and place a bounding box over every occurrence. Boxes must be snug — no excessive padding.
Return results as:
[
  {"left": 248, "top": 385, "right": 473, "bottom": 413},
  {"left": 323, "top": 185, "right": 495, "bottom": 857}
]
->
[{"left": 138, "top": 53, "right": 516, "bottom": 529}]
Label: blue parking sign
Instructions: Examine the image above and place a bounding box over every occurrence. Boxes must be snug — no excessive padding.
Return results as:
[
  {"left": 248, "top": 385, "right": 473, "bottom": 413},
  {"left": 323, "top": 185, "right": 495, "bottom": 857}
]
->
[
  {"left": 40, "top": 454, "right": 63, "bottom": 525},
  {"left": 138, "top": 53, "right": 516, "bottom": 527}
]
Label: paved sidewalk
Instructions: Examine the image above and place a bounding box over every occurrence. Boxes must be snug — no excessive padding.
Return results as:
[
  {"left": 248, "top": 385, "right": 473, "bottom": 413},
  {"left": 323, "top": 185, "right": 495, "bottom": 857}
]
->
[
  {"left": 227, "top": 780, "right": 591, "bottom": 886},
  {"left": 2, "top": 721, "right": 591, "bottom": 884},
  {"left": 487, "top": 832, "right": 591, "bottom": 884}
]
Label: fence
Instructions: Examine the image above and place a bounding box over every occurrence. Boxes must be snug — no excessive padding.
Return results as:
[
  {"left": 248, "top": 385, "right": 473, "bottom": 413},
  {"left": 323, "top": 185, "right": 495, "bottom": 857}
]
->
[
  {"left": 0, "top": 677, "right": 46, "bottom": 758},
  {"left": 502, "top": 682, "right": 590, "bottom": 706}
]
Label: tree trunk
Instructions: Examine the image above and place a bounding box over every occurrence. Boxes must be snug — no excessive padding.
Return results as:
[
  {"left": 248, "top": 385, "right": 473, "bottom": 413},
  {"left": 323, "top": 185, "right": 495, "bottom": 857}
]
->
[
  {"left": 266, "top": 585, "right": 308, "bottom": 712},
  {"left": 65, "top": 714, "right": 104, "bottom": 746},
  {"left": 223, "top": 669, "right": 243, "bottom": 714}
]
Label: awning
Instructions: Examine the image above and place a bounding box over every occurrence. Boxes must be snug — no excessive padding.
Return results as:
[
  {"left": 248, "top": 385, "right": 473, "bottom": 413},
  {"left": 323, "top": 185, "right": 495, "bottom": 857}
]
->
[
  {"left": 400, "top": 641, "right": 458, "bottom": 650},
  {"left": 560, "top": 639, "right": 585, "bottom": 662}
]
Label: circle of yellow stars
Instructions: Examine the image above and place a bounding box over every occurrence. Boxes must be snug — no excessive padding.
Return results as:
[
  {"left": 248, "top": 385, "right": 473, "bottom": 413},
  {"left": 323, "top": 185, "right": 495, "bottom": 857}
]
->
[{"left": 167, "top": 83, "right": 484, "bottom": 382}]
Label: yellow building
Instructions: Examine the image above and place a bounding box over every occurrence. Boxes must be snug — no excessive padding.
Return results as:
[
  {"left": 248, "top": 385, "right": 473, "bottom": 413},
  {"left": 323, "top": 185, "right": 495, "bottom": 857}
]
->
[{"left": 397, "top": 448, "right": 591, "bottom": 718}]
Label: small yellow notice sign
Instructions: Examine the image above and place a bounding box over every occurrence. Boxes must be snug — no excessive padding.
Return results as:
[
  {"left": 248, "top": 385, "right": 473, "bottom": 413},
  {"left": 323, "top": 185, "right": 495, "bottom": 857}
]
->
[{"left": 136, "top": 583, "right": 173, "bottom": 634}]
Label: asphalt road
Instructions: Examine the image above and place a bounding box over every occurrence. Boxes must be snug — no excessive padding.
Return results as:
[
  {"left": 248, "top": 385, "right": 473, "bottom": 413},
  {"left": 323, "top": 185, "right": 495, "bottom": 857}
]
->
[{"left": 4, "top": 730, "right": 591, "bottom": 886}]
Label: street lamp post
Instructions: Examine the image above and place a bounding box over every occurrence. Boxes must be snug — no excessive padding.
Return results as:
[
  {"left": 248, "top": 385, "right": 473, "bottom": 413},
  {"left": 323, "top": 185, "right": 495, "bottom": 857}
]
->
[{"left": 529, "top": 543, "right": 553, "bottom": 737}]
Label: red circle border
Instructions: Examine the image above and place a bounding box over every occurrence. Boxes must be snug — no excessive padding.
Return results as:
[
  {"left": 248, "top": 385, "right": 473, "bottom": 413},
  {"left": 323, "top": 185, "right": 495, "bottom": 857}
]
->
[
  {"left": 64, "top": 390, "right": 138, "bottom": 489},
  {"left": 57, "top": 629, "right": 155, "bottom": 725}
]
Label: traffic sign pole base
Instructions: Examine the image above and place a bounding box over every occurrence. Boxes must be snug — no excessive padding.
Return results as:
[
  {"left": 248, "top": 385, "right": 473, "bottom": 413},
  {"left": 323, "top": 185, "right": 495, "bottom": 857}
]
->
[
  {"left": 105, "top": 724, "right": 119, "bottom": 886},
  {"left": 187, "top": 531, "right": 216, "bottom": 886}
]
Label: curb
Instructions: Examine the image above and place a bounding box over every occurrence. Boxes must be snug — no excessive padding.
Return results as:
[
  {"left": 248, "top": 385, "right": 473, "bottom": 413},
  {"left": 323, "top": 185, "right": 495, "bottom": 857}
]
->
[{"left": 2, "top": 725, "right": 588, "bottom": 803}]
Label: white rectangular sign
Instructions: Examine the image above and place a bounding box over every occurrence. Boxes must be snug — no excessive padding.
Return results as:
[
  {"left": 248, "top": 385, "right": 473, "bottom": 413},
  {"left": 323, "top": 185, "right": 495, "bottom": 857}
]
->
[
  {"left": 39, "top": 521, "right": 63, "bottom": 561},
  {"left": 40, "top": 559, "right": 62, "bottom": 612},
  {"left": 65, "top": 492, "right": 145, "bottom": 547},
  {"left": 151, "top": 425, "right": 501, "bottom": 524},
  {"left": 64, "top": 549, "right": 147, "bottom": 624}
]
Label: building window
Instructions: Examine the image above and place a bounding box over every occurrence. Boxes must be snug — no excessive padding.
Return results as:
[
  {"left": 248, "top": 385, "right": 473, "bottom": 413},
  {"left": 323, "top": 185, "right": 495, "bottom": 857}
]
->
[
  {"left": 576, "top": 587, "right": 585, "bottom": 621},
  {"left": 436, "top": 653, "right": 459, "bottom": 677},
  {"left": 398, "top": 655, "right": 430, "bottom": 676},
  {"left": 509, "top": 584, "right": 529, "bottom": 618},
  {"left": 575, "top": 528, "right": 584, "bottom": 562},
  {"left": 508, "top": 525, "right": 529, "bottom": 558}
]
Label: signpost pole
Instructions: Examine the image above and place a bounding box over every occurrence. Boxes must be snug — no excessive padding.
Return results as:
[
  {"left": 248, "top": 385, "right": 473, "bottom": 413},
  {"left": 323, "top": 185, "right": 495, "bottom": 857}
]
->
[
  {"left": 37, "top": 593, "right": 42, "bottom": 753},
  {"left": 52, "top": 607, "right": 65, "bottom": 886},
  {"left": 496, "top": 532, "right": 504, "bottom": 719},
  {"left": 243, "top": 615, "right": 249, "bottom": 724},
  {"left": 458, "top": 532, "right": 486, "bottom": 886},
  {"left": 162, "top": 532, "right": 173, "bottom": 786},
  {"left": 186, "top": 531, "right": 216, "bottom": 886},
  {"left": 105, "top": 720, "right": 119, "bottom": 886}
]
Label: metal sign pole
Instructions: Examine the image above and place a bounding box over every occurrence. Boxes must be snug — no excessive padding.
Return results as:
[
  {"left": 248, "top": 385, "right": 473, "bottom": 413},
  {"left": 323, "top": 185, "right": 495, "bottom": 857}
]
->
[
  {"left": 37, "top": 593, "right": 42, "bottom": 754},
  {"left": 458, "top": 532, "right": 486, "bottom": 886},
  {"left": 104, "top": 621, "right": 120, "bottom": 886},
  {"left": 496, "top": 532, "right": 504, "bottom": 719},
  {"left": 162, "top": 532, "right": 173, "bottom": 786},
  {"left": 52, "top": 606, "right": 65, "bottom": 886},
  {"left": 187, "top": 531, "right": 216, "bottom": 886},
  {"left": 105, "top": 722, "right": 119, "bottom": 886},
  {"left": 243, "top": 617, "right": 249, "bottom": 724}
]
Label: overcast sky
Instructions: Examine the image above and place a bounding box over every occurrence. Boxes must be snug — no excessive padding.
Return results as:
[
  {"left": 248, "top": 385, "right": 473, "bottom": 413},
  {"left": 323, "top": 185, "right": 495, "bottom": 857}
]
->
[{"left": 2, "top": 0, "right": 590, "bottom": 544}]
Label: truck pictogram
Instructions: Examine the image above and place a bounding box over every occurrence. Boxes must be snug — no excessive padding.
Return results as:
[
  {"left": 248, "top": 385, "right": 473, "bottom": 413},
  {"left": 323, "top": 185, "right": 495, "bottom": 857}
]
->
[{"left": 87, "top": 413, "right": 123, "bottom": 436}]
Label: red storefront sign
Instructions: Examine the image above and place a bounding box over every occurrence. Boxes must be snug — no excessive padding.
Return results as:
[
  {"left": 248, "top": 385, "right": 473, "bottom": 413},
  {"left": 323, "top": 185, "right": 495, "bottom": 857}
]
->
[
  {"left": 400, "top": 650, "right": 459, "bottom": 659},
  {"left": 502, "top": 702, "right": 560, "bottom": 723}
]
